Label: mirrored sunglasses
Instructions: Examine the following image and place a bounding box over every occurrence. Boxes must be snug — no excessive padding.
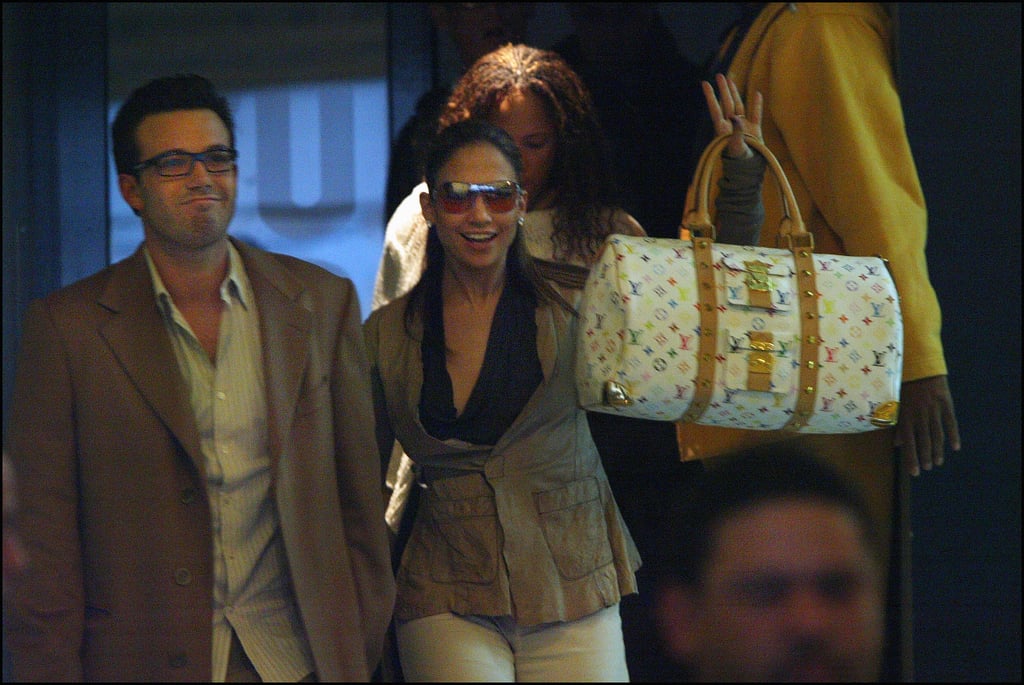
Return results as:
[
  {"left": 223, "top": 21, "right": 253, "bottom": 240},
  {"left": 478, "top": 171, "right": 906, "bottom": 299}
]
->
[{"left": 434, "top": 180, "right": 522, "bottom": 214}]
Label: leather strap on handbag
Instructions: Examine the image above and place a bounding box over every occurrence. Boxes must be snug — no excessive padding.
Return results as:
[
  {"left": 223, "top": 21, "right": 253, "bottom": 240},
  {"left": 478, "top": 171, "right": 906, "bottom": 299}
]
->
[
  {"left": 533, "top": 257, "right": 590, "bottom": 290},
  {"left": 682, "top": 133, "right": 803, "bottom": 243},
  {"left": 680, "top": 235, "right": 718, "bottom": 423},
  {"left": 787, "top": 243, "right": 820, "bottom": 431},
  {"left": 680, "top": 133, "right": 822, "bottom": 432}
]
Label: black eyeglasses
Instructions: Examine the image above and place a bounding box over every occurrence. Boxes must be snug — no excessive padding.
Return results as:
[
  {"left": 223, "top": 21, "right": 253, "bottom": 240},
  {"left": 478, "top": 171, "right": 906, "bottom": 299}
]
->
[
  {"left": 133, "top": 148, "right": 238, "bottom": 178},
  {"left": 433, "top": 180, "right": 522, "bottom": 214}
]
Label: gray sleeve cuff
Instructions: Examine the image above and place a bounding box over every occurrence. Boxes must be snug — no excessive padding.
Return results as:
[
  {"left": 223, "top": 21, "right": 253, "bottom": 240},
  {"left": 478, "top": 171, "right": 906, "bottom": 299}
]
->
[{"left": 715, "top": 152, "right": 767, "bottom": 245}]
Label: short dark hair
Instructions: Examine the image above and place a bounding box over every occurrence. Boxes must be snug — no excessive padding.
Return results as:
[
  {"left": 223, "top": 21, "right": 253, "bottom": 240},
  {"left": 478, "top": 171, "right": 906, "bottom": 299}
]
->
[
  {"left": 111, "top": 73, "right": 235, "bottom": 176},
  {"left": 651, "top": 446, "right": 880, "bottom": 587}
]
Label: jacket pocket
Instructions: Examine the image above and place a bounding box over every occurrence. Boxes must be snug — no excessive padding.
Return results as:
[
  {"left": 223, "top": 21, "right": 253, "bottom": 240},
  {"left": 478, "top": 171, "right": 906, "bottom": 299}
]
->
[
  {"left": 422, "top": 491, "right": 499, "bottom": 585},
  {"left": 535, "top": 477, "right": 613, "bottom": 580}
]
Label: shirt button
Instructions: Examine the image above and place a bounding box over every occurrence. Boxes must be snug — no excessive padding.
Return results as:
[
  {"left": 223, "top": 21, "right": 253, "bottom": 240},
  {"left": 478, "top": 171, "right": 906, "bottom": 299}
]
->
[
  {"left": 174, "top": 568, "right": 193, "bottom": 586},
  {"left": 216, "top": 391, "right": 227, "bottom": 400}
]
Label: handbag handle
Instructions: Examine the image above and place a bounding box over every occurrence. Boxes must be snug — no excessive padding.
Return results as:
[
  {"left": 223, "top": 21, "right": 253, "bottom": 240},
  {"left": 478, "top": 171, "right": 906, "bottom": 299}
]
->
[
  {"left": 680, "top": 133, "right": 822, "bottom": 433},
  {"left": 681, "top": 133, "right": 811, "bottom": 250}
]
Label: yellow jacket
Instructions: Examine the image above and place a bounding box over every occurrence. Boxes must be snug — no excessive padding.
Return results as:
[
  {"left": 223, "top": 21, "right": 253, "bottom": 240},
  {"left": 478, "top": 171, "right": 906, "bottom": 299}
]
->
[{"left": 725, "top": 2, "right": 947, "bottom": 381}]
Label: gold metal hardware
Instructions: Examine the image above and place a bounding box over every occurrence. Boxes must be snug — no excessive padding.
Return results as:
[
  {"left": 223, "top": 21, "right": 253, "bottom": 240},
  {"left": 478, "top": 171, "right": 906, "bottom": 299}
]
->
[
  {"left": 749, "top": 351, "right": 773, "bottom": 374},
  {"left": 747, "top": 332, "right": 774, "bottom": 392},
  {"left": 745, "top": 261, "right": 772, "bottom": 292},
  {"left": 869, "top": 400, "right": 900, "bottom": 427},
  {"left": 745, "top": 261, "right": 774, "bottom": 308},
  {"left": 603, "top": 380, "right": 633, "bottom": 407}
]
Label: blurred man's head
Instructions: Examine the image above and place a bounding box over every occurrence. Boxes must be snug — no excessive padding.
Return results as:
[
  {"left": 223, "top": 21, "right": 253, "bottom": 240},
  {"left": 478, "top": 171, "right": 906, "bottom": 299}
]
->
[{"left": 652, "top": 448, "right": 886, "bottom": 682}]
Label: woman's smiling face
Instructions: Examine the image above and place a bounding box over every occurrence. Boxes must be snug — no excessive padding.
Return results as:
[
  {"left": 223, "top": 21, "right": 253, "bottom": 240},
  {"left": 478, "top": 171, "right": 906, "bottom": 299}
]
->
[{"left": 420, "top": 140, "right": 526, "bottom": 275}]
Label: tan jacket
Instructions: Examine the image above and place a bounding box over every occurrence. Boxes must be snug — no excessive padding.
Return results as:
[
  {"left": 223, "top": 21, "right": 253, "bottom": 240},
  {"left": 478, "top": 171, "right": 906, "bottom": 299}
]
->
[
  {"left": 5, "top": 239, "right": 395, "bottom": 681},
  {"left": 364, "top": 287, "right": 640, "bottom": 626}
]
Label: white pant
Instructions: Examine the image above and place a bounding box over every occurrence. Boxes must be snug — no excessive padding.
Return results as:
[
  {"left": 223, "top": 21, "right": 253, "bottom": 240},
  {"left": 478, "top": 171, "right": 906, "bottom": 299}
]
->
[{"left": 396, "top": 605, "right": 629, "bottom": 682}]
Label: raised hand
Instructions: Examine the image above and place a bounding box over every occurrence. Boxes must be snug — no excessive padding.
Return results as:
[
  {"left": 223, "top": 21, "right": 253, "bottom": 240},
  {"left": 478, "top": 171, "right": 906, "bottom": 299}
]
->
[{"left": 702, "top": 73, "right": 763, "bottom": 158}]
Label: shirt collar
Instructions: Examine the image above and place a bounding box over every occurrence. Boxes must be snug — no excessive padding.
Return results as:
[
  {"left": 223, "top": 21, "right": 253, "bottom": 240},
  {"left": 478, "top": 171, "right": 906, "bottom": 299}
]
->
[{"left": 143, "top": 241, "right": 253, "bottom": 313}]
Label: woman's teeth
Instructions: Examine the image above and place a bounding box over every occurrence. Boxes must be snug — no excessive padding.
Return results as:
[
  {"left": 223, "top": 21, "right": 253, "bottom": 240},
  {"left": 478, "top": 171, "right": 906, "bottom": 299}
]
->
[{"left": 462, "top": 232, "right": 496, "bottom": 243}]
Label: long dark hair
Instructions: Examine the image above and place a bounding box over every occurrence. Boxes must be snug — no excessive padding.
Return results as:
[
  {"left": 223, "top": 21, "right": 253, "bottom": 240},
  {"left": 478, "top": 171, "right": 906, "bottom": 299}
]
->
[
  {"left": 438, "top": 43, "right": 623, "bottom": 262},
  {"left": 404, "top": 120, "right": 574, "bottom": 338}
]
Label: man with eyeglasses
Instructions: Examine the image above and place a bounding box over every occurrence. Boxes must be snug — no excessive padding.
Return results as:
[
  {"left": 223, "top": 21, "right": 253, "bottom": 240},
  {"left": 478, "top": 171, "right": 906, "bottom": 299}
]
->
[{"left": 4, "top": 73, "right": 394, "bottom": 682}]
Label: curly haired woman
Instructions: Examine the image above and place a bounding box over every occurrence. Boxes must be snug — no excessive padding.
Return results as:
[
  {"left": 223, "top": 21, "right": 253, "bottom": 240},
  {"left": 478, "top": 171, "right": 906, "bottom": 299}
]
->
[{"left": 374, "top": 43, "right": 651, "bottom": 311}]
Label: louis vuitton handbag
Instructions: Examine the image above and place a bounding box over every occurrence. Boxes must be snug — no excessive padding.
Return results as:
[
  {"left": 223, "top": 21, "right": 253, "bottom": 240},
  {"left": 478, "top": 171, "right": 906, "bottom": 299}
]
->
[{"left": 576, "top": 133, "right": 903, "bottom": 445}]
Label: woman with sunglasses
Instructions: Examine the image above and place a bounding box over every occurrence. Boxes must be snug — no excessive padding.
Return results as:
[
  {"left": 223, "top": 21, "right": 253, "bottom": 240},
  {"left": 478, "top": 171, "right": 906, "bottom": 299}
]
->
[
  {"left": 364, "top": 70, "right": 762, "bottom": 675},
  {"left": 373, "top": 43, "right": 766, "bottom": 549},
  {"left": 365, "top": 118, "right": 636, "bottom": 681},
  {"left": 373, "top": 43, "right": 765, "bottom": 312}
]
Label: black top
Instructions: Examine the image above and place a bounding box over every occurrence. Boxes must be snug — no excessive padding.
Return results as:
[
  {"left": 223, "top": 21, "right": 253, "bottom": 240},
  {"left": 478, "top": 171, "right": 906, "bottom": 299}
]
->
[{"left": 420, "top": 276, "right": 542, "bottom": 446}]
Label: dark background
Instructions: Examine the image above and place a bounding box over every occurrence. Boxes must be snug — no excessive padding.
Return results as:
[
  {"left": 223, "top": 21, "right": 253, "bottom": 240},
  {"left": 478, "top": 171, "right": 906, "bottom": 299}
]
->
[
  {"left": 3, "top": 3, "right": 1020, "bottom": 681},
  {"left": 897, "top": 5, "right": 1021, "bottom": 680}
]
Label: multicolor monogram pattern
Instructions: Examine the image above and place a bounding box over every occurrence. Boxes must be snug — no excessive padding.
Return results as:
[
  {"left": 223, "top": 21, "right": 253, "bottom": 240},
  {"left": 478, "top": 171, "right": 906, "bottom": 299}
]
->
[{"left": 576, "top": 235, "right": 904, "bottom": 433}]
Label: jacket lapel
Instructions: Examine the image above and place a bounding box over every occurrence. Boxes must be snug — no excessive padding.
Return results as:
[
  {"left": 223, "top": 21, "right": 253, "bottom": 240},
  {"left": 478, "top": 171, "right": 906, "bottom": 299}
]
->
[
  {"left": 97, "top": 248, "right": 205, "bottom": 475},
  {"left": 234, "top": 240, "right": 311, "bottom": 473},
  {"left": 534, "top": 303, "right": 559, "bottom": 382}
]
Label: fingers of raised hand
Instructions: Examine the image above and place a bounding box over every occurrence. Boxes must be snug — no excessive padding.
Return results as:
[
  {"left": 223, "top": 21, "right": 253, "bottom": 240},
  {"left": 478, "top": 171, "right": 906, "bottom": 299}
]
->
[
  {"left": 714, "top": 73, "right": 745, "bottom": 118},
  {"left": 731, "top": 92, "right": 765, "bottom": 143},
  {"left": 702, "top": 79, "right": 732, "bottom": 136},
  {"left": 750, "top": 90, "right": 764, "bottom": 124},
  {"left": 728, "top": 76, "right": 745, "bottom": 116}
]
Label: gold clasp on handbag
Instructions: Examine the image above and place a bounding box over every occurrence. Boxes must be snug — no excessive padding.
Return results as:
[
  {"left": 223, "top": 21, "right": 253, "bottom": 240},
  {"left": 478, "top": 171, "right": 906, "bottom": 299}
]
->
[
  {"left": 745, "top": 261, "right": 772, "bottom": 292},
  {"left": 747, "top": 332, "right": 774, "bottom": 392},
  {"left": 744, "top": 261, "right": 774, "bottom": 309},
  {"left": 603, "top": 380, "right": 634, "bottom": 408},
  {"left": 869, "top": 400, "right": 900, "bottom": 427}
]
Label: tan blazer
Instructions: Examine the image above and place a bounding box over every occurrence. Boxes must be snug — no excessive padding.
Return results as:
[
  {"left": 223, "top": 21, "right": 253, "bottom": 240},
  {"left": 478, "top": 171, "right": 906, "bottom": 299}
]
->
[
  {"left": 364, "top": 287, "right": 640, "bottom": 627},
  {"left": 5, "top": 239, "right": 394, "bottom": 681}
]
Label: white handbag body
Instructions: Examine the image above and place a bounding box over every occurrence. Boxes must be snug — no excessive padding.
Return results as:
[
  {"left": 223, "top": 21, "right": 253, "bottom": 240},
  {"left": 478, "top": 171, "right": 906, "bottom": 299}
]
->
[
  {"left": 576, "top": 135, "right": 903, "bottom": 434},
  {"left": 576, "top": 235, "right": 903, "bottom": 432}
]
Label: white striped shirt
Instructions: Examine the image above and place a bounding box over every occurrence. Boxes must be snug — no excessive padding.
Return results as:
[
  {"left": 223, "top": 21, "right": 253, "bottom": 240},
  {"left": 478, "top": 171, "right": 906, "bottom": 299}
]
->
[{"left": 146, "top": 245, "right": 314, "bottom": 681}]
